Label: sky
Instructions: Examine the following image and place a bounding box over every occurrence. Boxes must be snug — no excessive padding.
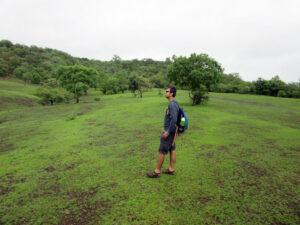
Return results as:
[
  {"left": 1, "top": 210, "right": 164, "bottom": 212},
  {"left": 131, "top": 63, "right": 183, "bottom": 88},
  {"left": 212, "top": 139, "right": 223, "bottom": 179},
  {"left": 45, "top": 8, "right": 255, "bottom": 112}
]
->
[{"left": 1, "top": 0, "right": 300, "bottom": 83}]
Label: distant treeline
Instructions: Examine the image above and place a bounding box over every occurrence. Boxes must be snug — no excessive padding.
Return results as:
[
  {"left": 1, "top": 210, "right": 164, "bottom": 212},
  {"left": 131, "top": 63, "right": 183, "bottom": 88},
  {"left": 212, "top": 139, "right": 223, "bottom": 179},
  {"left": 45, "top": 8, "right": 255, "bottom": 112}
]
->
[
  {"left": 0, "top": 39, "right": 299, "bottom": 99},
  {"left": 211, "top": 73, "right": 300, "bottom": 98}
]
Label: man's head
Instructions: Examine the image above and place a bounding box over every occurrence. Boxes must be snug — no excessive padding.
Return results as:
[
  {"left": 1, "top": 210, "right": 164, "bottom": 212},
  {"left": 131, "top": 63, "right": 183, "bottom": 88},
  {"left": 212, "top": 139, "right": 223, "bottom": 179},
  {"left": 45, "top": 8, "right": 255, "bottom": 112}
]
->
[{"left": 165, "top": 86, "right": 176, "bottom": 99}]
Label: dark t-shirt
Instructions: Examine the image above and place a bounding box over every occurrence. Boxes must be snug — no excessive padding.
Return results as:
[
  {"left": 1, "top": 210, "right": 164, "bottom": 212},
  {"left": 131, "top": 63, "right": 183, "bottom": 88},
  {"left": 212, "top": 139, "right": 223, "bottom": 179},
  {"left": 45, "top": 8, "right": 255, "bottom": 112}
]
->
[{"left": 164, "top": 100, "right": 179, "bottom": 134}]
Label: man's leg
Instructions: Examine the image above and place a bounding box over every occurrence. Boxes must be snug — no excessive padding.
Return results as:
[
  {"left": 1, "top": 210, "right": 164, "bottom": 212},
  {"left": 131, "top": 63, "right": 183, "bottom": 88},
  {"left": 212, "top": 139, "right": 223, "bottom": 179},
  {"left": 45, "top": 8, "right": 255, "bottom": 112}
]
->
[
  {"left": 155, "top": 152, "right": 165, "bottom": 173},
  {"left": 169, "top": 150, "right": 176, "bottom": 171}
]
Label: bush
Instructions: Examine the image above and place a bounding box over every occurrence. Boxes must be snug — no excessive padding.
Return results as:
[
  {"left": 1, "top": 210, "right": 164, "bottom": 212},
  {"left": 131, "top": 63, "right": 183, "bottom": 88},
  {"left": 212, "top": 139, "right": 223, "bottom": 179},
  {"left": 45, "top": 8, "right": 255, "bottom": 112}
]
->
[
  {"left": 36, "top": 87, "right": 72, "bottom": 105},
  {"left": 291, "top": 90, "right": 300, "bottom": 98},
  {"left": 277, "top": 90, "right": 287, "bottom": 97},
  {"left": 101, "top": 78, "right": 120, "bottom": 94},
  {"left": 240, "top": 85, "right": 251, "bottom": 94},
  {"left": 13, "top": 66, "right": 28, "bottom": 79},
  {"left": 128, "top": 74, "right": 152, "bottom": 97},
  {"left": 0, "top": 61, "right": 8, "bottom": 77},
  {"left": 31, "top": 72, "right": 41, "bottom": 84}
]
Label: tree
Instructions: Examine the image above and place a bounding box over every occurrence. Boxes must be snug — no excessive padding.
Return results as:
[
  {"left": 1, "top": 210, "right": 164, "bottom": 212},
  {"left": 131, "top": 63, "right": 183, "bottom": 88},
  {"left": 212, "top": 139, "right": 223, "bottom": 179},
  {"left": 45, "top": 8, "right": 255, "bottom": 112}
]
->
[
  {"left": 252, "top": 78, "right": 270, "bottom": 95},
  {"left": 101, "top": 77, "right": 120, "bottom": 94},
  {"left": 167, "top": 53, "right": 223, "bottom": 105},
  {"left": 149, "top": 72, "right": 168, "bottom": 88},
  {"left": 0, "top": 58, "right": 8, "bottom": 77},
  {"left": 8, "top": 56, "right": 21, "bottom": 73},
  {"left": 41, "top": 78, "right": 58, "bottom": 88},
  {"left": 269, "top": 75, "right": 286, "bottom": 96},
  {"left": 0, "top": 40, "right": 13, "bottom": 48},
  {"left": 31, "top": 72, "right": 41, "bottom": 84},
  {"left": 13, "top": 65, "right": 28, "bottom": 79},
  {"left": 114, "top": 71, "right": 129, "bottom": 93},
  {"left": 128, "top": 74, "right": 152, "bottom": 97},
  {"left": 56, "top": 65, "right": 98, "bottom": 103},
  {"left": 277, "top": 90, "right": 287, "bottom": 97},
  {"left": 22, "top": 72, "right": 32, "bottom": 84}
]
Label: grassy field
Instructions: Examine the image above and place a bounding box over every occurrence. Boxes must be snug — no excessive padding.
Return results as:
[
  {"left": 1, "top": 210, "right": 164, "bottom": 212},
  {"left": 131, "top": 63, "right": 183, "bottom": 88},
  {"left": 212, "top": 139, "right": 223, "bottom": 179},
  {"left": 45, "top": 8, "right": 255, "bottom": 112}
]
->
[{"left": 0, "top": 78, "right": 299, "bottom": 225}]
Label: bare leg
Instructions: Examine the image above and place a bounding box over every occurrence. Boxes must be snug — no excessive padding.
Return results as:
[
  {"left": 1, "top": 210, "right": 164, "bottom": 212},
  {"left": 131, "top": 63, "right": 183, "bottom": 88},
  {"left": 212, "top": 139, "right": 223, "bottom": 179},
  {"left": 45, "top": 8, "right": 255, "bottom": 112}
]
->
[
  {"left": 169, "top": 150, "right": 176, "bottom": 171},
  {"left": 155, "top": 153, "right": 165, "bottom": 173}
]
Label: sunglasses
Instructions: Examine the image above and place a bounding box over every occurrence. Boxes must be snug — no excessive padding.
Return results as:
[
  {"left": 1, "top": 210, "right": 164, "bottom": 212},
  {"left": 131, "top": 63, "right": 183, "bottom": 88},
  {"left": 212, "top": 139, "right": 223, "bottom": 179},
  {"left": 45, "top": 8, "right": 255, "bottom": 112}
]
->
[{"left": 165, "top": 91, "right": 170, "bottom": 93}]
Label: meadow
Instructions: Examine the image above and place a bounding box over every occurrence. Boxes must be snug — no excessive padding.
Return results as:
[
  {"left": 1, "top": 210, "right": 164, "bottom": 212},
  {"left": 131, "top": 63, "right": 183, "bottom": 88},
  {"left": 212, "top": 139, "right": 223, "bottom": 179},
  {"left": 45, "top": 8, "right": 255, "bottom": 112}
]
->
[{"left": 0, "top": 79, "right": 299, "bottom": 224}]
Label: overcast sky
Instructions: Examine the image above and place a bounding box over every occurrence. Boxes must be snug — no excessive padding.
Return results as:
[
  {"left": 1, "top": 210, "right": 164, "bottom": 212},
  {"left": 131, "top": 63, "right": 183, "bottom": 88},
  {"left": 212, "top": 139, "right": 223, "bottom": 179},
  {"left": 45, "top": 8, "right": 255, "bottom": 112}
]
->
[{"left": 1, "top": 0, "right": 300, "bottom": 82}]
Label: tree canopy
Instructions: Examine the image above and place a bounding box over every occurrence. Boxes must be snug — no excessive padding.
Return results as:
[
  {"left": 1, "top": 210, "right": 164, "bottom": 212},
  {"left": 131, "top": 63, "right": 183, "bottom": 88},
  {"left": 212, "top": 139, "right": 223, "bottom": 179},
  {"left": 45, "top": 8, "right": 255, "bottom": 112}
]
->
[
  {"left": 56, "top": 65, "right": 98, "bottom": 103},
  {"left": 167, "top": 53, "right": 223, "bottom": 104}
]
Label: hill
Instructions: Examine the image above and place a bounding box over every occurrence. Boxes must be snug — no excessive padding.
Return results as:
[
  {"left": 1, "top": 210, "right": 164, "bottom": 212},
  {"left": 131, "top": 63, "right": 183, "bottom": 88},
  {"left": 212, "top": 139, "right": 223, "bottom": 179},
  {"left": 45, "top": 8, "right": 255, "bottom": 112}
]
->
[
  {"left": 0, "top": 40, "right": 169, "bottom": 87},
  {"left": 1, "top": 40, "right": 299, "bottom": 99}
]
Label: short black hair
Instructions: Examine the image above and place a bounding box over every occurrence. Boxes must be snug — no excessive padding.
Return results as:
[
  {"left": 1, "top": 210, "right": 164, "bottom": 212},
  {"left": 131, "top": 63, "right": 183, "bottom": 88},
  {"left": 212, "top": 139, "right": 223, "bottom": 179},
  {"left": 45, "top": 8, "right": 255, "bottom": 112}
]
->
[{"left": 168, "top": 85, "right": 176, "bottom": 98}]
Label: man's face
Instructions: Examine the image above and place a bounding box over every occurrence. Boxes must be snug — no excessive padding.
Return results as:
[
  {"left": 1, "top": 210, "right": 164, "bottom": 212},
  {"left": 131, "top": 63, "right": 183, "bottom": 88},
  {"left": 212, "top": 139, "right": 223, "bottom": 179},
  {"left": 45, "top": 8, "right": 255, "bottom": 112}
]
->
[{"left": 165, "top": 88, "right": 172, "bottom": 98}]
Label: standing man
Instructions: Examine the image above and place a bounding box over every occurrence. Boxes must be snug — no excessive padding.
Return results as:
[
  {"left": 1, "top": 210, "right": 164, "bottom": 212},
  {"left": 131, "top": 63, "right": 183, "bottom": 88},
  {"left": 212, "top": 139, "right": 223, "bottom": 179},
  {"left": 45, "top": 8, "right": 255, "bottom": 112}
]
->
[{"left": 147, "top": 86, "right": 179, "bottom": 178}]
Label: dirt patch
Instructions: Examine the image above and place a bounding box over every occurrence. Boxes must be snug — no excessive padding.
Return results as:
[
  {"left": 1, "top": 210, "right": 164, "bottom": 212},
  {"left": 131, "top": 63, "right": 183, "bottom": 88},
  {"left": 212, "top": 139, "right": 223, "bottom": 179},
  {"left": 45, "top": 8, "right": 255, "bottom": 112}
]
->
[
  {"left": 18, "top": 199, "right": 25, "bottom": 206},
  {"left": 205, "top": 152, "right": 214, "bottom": 158},
  {"left": 289, "top": 147, "right": 300, "bottom": 152},
  {"left": 1, "top": 173, "right": 26, "bottom": 185},
  {"left": 45, "top": 167, "right": 55, "bottom": 172},
  {"left": 236, "top": 161, "right": 268, "bottom": 177},
  {"left": 196, "top": 195, "right": 211, "bottom": 204},
  {"left": 217, "top": 145, "right": 230, "bottom": 153},
  {"left": 229, "top": 143, "right": 240, "bottom": 147},
  {"left": 0, "top": 186, "right": 14, "bottom": 195},
  {"left": 263, "top": 138, "right": 277, "bottom": 147},
  {"left": 200, "top": 144, "right": 214, "bottom": 150},
  {"left": 68, "top": 188, "right": 98, "bottom": 199},
  {"left": 14, "top": 97, "right": 36, "bottom": 107},
  {"left": 0, "top": 173, "right": 26, "bottom": 195},
  {"left": 49, "top": 185, "right": 61, "bottom": 193},
  {"left": 89, "top": 139, "right": 109, "bottom": 146},
  {"left": 217, "top": 180, "right": 224, "bottom": 187},
  {"left": 59, "top": 186, "right": 118, "bottom": 225},
  {"left": 0, "top": 143, "right": 15, "bottom": 153},
  {"left": 280, "top": 152, "right": 296, "bottom": 158},
  {"left": 64, "top": 163, "right": 76, "bottom": 170},
  {"left": 287, "top": 201, "right": 300, "bottom": 218},
  {"left": 0, "top": 119, "right": 7, "bottom": 124}
]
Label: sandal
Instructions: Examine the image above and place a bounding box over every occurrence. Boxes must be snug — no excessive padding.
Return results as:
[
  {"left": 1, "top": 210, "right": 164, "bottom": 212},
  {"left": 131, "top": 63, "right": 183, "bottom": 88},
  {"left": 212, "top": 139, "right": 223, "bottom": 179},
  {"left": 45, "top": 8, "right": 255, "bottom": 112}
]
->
[
  {"left": 162, "top": 169, "right": 175, "bottom": 175},
  {"left": 146, "top": 171, "right": 161, "bottom": 178}
]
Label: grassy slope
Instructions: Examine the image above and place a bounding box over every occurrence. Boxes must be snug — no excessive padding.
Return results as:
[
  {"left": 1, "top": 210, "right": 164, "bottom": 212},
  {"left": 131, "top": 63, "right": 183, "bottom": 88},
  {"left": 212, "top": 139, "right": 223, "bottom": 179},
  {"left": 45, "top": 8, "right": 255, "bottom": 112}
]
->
[{"left": 0, "top": 79, "right": 299, "bottom": 224}]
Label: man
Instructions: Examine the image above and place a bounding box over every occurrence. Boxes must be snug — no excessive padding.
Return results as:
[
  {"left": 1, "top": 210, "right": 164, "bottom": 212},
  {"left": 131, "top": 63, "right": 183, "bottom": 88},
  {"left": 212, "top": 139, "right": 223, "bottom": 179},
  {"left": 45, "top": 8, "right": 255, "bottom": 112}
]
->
[{"left": 147, "top": 86, "right": 179, "bottom": 178}]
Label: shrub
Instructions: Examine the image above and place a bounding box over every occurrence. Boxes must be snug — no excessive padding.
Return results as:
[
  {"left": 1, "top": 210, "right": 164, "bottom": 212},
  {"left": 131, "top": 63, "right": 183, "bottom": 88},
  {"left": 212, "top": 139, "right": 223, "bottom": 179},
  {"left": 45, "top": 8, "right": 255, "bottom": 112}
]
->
[
  {"left": 277, "top": 90, "right": 287, "bottom": 97},
  {"left": 36, "top": 87, "right": 72, "bottom": 105}
]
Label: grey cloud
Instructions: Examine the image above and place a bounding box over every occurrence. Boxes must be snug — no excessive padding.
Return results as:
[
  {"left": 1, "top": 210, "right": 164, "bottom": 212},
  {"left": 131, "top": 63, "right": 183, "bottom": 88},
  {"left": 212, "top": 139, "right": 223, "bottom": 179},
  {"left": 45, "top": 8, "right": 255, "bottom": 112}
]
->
[{"left": 1, "top": 0, "right": 299, "bottom": 82}]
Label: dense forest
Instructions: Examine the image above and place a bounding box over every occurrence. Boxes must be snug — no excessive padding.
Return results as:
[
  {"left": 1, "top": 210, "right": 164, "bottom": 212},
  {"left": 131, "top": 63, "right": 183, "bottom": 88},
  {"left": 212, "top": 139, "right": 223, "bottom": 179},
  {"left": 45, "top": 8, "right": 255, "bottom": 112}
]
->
[{"left": 0, "top": 39, "right": 299, "bottom": 101}]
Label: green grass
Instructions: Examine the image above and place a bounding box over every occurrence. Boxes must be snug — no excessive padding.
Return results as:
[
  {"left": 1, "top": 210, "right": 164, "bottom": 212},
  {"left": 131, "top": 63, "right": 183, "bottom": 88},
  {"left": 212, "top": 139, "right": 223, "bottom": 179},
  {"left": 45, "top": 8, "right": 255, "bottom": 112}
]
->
[{"left": 0, "top": 79, "right": 299, "bottom": 224}]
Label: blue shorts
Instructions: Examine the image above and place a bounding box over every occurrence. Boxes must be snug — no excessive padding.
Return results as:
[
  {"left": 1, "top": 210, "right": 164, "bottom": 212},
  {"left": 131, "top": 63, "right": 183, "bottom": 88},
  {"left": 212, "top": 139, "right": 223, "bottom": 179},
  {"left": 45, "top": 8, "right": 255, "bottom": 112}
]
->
[{"left": 158, "top": 132, "right": 176, "bottom": 155}]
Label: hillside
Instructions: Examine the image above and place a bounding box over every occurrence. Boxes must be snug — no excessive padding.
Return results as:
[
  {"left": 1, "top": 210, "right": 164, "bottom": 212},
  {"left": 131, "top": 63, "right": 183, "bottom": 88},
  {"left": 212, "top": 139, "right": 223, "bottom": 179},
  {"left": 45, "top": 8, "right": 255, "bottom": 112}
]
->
[
  {"left": 1, "top": 40, "right": 299, "bottom": 99},
  {"left": 0, "top": 40, "right": 169, "bottom": 86},
  {"left": 0, "top": 79, "right": 299, "bottom": 224}
]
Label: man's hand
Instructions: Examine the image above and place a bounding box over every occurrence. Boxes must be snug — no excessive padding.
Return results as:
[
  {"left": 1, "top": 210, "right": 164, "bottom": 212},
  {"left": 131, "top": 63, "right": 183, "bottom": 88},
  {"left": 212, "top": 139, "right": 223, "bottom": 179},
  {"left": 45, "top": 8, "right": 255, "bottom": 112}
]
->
[{"left": 162, "top": 132, "right": 169, "bottom": 139}]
